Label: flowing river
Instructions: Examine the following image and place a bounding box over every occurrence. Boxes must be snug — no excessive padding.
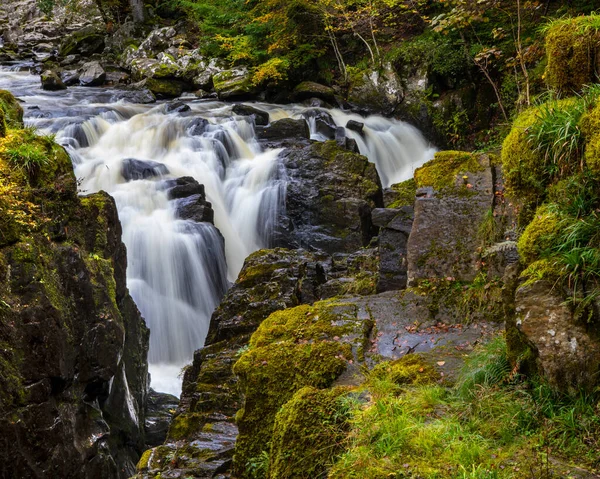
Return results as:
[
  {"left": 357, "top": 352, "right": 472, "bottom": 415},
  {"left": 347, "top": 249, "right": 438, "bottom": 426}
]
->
[{"left": 0, "top": 63, "right": 435, "bottom": 395}]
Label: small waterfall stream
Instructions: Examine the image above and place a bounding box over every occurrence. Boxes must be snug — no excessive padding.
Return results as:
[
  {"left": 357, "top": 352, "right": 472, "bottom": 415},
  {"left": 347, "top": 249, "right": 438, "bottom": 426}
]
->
[{"left": 0, "top": 65, "right": 435, "bottom": 395}]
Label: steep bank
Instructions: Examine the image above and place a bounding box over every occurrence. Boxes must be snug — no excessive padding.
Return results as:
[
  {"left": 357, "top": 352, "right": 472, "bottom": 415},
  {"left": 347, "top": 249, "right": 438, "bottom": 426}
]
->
[{"left": 0, "top": 90, "right": 149, "bottom": 478}]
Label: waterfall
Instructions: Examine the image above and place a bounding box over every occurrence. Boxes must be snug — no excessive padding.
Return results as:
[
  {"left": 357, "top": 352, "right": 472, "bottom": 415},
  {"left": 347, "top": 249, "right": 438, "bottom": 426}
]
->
[{"left": 2, "top": 64, "right": 434, "bottom": 395}]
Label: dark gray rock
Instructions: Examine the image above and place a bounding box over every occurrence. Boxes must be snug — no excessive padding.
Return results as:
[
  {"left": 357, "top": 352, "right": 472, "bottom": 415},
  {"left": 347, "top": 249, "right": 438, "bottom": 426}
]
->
[
  {"left": 232, "top": 104, "right": 269, "bottom": 126},
  {"left": 164, "top": 176, "right": 205, "bottom": 200},
  {"left": 145, "top": 389, "right": 179, "bottom": 448},
  {"left": 188, "top": 117, "right": 210, "bottom": 136},
  {"left": 302, "top": 109, "right": 337, "bottom": 139},
  {"left": 164, "top": 101, "right": 191, "bottom": 113},
  {"left": 276, "top": 141, "right": 383, "bottom": 254},
  {"left": 292, "top": 81, "right": 336, "bottom": 102},
  {"left": 59, "top": 26, "right": 105, "bottom": 57},
  {"left": 373, "top": 207, "right": 414, "bottom": 292},
  {"left": 255, "top": 118, "right": 310, "bottom": 142},
  {"left": 346, "top": 119, "right": 364, "bottom": 134},
  {"left": 121, "top": 158, "right": 169, "bottom": 181}
]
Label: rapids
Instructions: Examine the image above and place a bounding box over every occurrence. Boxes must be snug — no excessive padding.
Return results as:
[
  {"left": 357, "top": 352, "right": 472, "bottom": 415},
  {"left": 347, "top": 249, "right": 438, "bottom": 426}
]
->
[{"left": 0, "top": 64, "right": 435, "bottom": 395}]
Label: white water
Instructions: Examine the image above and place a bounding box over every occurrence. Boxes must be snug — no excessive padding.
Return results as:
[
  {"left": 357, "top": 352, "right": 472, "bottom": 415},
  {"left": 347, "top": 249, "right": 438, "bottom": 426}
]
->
[{"left": 0, "top": 65, "right": 435, "bottom": 396}]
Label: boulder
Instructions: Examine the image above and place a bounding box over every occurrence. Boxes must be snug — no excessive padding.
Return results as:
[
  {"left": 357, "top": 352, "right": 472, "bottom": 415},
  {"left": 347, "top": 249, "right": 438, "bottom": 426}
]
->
[
  {"left": 510, "top": 280, "right": 600, "bottom": 392},
  {"left": 346, "top": 119, "right": 364, "bottom": 134},
  {"left": 232, "top": 103, "right": 269, "bottom": 126},
  {"left": 163, "top": 177, "right": 215, "bottom": 224},
  {"left": 255, "top": 118, "right": 310, "bottom": 142},
  {"left": 347, "top": 63, "right": 404, "bottom": 114},
  {"left": 59, "top": 26, "right": 105, "bottom": 57},
  {"left": 293, "top": 81, "right": 336, "bottom": 102},
  {"left": 164, "top": 101, "right": 190, "bottom": 113},
  {"left": 40, "top": 69, "right": 66, "bottom": 90},
  {"left": 79, "top": 61, "right": 106, "bottom": 87},
  {"left": 121, "top": 158, "right": 169, "bottom": 181},
  {"left": 277, "top": 141, "right": 383, "bottom": 254},
  {"left": 213, "top": 67, "right": 258, "bottom": 100}
]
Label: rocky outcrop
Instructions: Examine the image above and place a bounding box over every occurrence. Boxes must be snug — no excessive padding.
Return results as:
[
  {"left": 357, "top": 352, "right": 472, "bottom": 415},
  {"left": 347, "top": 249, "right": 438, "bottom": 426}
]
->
[
  {"left": 79, "top": 60, "right": 106, "bottom": 87},
  {"left": 213, "top": 67, "right": 257, "bottom": 100},
  {"left": 407, "top": 151, "right": 495, "bottom": 285},
  {"left": 40, "top": 69, "right": 66, "bottom": 90},
  {"left": 277, "top": 140, "right": 383, "bottom": 254},
  {"left": 0, "top": 91, "right": 149, "bottom": 478}
]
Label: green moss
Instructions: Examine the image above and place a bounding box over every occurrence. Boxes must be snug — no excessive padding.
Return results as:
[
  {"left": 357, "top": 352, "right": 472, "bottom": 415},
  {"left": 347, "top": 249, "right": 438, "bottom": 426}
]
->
[
  {"left": 268, "top": 386, "right": 350, "bottom": 479},
  {"left": 145, "top": 78, "right": 183, "bottom": 98},
  {"left": 580, "top": 103, "right": 600, "bottom": 176},
  {"left": 370, "top": 354, "right": 439, "bottom": 385},
  {"left": 167, "top": 412, "right": 205, "bottom": 441},
  {"left": 387, "top": 178, "right": 416, "bottom": 208},
  {"left": 519, "top": 259, "right": 562, "bottom": 287},
  {"left": 544, "top": 17, "right": 600, "bottom": 93},
  {"left": 137, "top": 449, "right": 153, "bottom": 471},
  {"left": 501, "top": 107, "right": 544, "bottom": 214},
  {"left": 414, "top": 151, "right": 483, "bottom": 191},
  {"left": 0, "top": 90, "right": 24, "bottom": 127},
  {"left": 516, "top": 205, "right": 561, "bottom": 266}
]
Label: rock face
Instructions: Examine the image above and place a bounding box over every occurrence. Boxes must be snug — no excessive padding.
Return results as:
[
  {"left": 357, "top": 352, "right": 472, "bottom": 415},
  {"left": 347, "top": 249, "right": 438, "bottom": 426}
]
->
[
  {"left": 164, "top": 176, "right": 215, "bottom": 224},
  {"left": 509, "top": 280, "right": 600, "bottom": 392},
  {"left": 407, "top": 152, "right": 495, "bottom": 285},
  {"left": 277, "top": 141, "right": 383, "bottom": 254},
  {"left": 213, "top": 67, "right": 257, "bottom": 100},
  {"left": 372, "top": 206, "right": 414, "bottom": 292},
  {"left": 79, "top": 60, "right": 106, "bottom": 86},
  {"left": 0, "top": 92, "right": 149, "bottom": 478}
]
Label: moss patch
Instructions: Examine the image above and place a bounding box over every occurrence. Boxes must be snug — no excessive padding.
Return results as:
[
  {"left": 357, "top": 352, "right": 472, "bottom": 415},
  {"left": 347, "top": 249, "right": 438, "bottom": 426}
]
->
[
  {"left": 516, "top": 205, "right": 561, "bottom": 266},
  {"left": 370, "top": 354, "right": 439, "bottom": 386},
  {"left": 387, "top": 178, "right": 416, "bottom": 208},
  {"left": 269, "top": 386, "right": 350, "bottom": 479},
  {"left": 414, "top": 151, "right": 483, "bottom": 191}
]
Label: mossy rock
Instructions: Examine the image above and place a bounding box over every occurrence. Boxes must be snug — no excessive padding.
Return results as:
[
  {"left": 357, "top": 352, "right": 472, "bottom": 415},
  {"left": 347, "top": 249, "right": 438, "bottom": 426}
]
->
[
  {"left": 580, "top": 103, "right": 600, "bottom": 176},
  {"left": 268, "top": 386, "right": 350, "bottom": 479},
  {"left": 144, "top": 78, "right": 184, "bottom": 98},
  {"left": 516, "top": 205, "right": 561, "bottom": 266},
  {"left": 387, "top": 178, "right": 416, "bottom": 208},
  {"left": 414, "top": 150, "right": 484, "bottom": 191},
  {"left": 0, "top": 90, "right": 23, "bottom": 128},
  {"left": 544, "top": 17, "right": 600, "bottom": 93},
  {"left": 370, "top": 354, "right": 438, "bottom": 385},
  {"left": 232, "top": 299, "right": 365, "bottom": 477},
  {"left": 59, "top": 26, "right": 105, "bottom": 57},
  {"left": 213, "top": 68, "right": 258, "bottom": 100}
]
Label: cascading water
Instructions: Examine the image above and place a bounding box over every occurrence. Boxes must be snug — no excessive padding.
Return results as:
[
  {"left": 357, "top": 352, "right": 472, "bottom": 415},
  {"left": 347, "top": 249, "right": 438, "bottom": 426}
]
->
[{"left": 0, "top": 64, "right": 435, "bottom": 395}]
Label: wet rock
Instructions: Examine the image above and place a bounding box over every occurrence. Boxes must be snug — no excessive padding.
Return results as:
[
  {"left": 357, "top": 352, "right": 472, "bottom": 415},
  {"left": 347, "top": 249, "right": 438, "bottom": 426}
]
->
[
  {"left": 188, "top": 117, "right": 210, "bottom": 136},
  {"left": 112, "top": 87, "right": 156, "bottom": 104},
  {"left": 302, "top": 108, "right": 337, "bottom": 139},
  {"left": 232, "top": 103, "right": 269, "bottom": 126},
  {"left": 79, "top": 60, "right": 106, "bottom": 87},
  {"left": 59, "top": 26, "right": 105, "bottom": 57},
  {"left": 0, "top": 105, "right": 149, "bottom": 478},
  {"left": 145, "top": 389, "right": 179, "bottom": 448},
  {"left": 164, "top": 101, "right": 190, "bottom": 113},
  {"left": 346, "top": 119, "right": 364, "bottom": 134},
  {"left": 372, "top": 206, "right": 414, "bottom": 292},
  {"left": 40, "top": 69, "right": 66, "bottom": 90},
  {"left": 213, "top": 67, "right": 258, "bottom": 100},
  {"left": 138, "top": 77, "right": 185, "bottom": 98},
  {"left": 164, "top": 176, "right": 205, "bottom": 199},
  {"left": 277, "top": 141, "right": 383, "bottom": 254},
  {"left": 293, "top": 81, "right": 336, "bottom": 102},
  {"left": 61, "top": 69, "right": 80, "bottom": 86},
  {"left": 121, "top": 158, "right": 169, "bottom": 181},
  {"left": 510, "top": 280, "right": 600, "bottom": 393},
  {"left": 255, "top": 118, "right": 310, "bottom": 142}
]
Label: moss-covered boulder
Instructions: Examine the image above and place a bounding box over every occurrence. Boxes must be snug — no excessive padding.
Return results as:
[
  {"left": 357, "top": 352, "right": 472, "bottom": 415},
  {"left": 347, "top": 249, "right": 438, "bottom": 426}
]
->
[
  {"left": 407, "top": 151, "right": 495, "bottom": 285},
  {"left": 516, "top": 205, "right": 561, "bottom": 265},
  {"left": 544, "top": 17, "right": 600, "bottom": 93},
  {"left": 0, "top": 90, "right": 149, "bottom": 478},
  {"left": 232, "top": 299, "right": 365, "bottom": 476},
  {"left": 268, "top": 386, "right": 350, "bottom": 479},
  {"left": 0, "top": 90, "right": 23, "bottom": 129},
  {"left": 292, "top": 81, "right": 336, "bottom": 103}
]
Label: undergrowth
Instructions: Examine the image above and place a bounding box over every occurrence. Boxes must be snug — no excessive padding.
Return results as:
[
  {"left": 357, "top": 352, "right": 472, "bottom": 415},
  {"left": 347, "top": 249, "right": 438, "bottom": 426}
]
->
[{"left": 329, "top": 335, "right": 600, "bottom": 478}]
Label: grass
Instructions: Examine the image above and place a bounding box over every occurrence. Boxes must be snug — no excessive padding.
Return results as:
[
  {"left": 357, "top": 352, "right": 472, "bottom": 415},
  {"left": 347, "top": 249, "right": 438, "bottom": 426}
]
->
[
  {"left": 2, "top": 126, "right": 51, "bottom": 176},
  {"left": 328, "top": 335, "right": 600, "bottom": 478}
]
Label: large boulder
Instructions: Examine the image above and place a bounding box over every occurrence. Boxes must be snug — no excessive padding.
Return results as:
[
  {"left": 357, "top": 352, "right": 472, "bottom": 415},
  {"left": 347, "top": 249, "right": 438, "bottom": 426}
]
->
[
  {"left": 255, "top": 118, "right": 310, "bottom": 143},
  {"left": 232, "top": 103, "right": 269, "bottom": 126},
  {"left": 277, "top": 141, "right": 383, "bottom": 254},
  {"left": 0, "top": 99, "right": 149, "bottom": 478},
  {"left": 347, "top": 63, "right": 404, "bottom": 114},
  {"left": 292, "top": 81, "right": 336, "bottom": 103},
  {"left": 79, "top": 61, "right": 106, "bottom": 87},
  {"left": 121, "top": 158, "right": 169, "bottom": 181}
]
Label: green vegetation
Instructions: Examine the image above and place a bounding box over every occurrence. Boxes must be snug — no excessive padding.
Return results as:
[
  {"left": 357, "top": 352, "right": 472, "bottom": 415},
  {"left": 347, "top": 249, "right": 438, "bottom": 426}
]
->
[
  {"left": 329, "top": 335, "right": 600, "bottom": 478},
  {"left": 414, "top": 151, "right": 484, "bottom": 191}
]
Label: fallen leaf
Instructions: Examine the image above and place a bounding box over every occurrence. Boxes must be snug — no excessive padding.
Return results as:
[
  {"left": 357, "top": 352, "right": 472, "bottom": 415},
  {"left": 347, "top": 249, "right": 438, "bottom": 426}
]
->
[{"left": 437, "top": 361, "right": 446, "bottom": 366}]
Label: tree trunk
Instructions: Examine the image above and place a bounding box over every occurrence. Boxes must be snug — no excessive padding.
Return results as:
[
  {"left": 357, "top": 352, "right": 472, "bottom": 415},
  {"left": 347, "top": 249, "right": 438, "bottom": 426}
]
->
[{"left": 129, "top": 0, "right": 145, "bottom": 23}]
